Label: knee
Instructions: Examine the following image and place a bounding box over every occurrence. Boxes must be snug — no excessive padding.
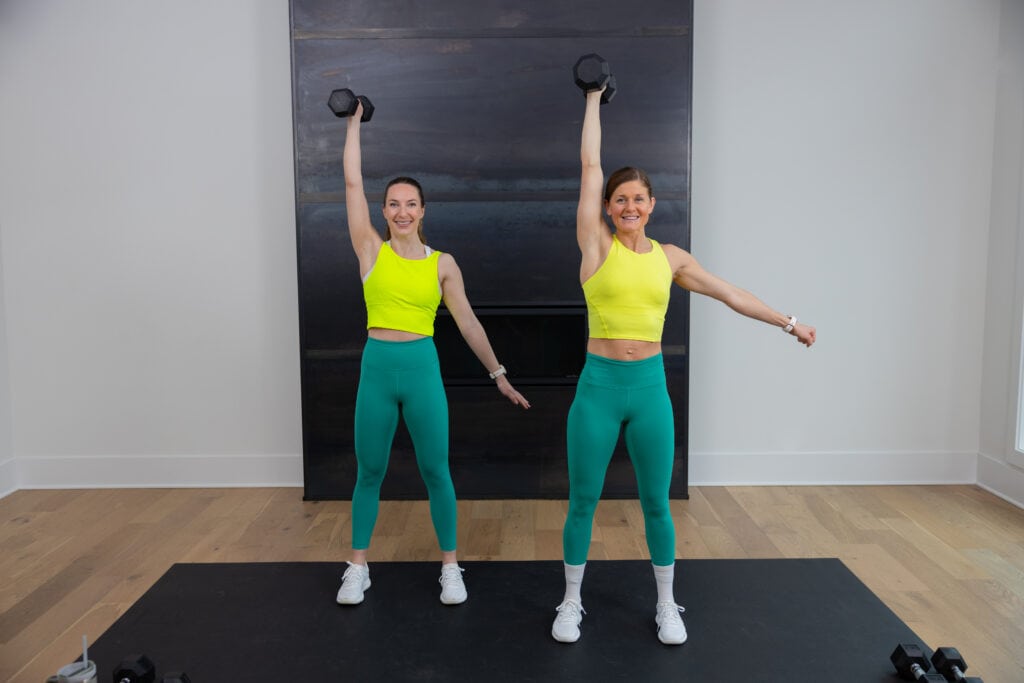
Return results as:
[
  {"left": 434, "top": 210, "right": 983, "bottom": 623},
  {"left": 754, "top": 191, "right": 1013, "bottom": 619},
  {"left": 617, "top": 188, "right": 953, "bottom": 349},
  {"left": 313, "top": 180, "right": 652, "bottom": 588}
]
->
[
  {"left": 567, "top": 494, "right": 599, "bottom": 523},
  {"left": 418, "top": 458, "right": 452, "bottom": 490},
  {"left": 356, "top": 462, "right": 386, "bottom": 487},
  {"left": 640, "top": 496, "right": 671, "bottom": 522}
]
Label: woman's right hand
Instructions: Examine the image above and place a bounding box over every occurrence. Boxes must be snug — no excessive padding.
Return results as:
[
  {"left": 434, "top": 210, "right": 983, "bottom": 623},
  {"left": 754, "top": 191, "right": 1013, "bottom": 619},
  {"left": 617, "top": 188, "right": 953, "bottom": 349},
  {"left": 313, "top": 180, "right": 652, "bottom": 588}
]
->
[{"left": 495, "top": 376, "right": 531, "bottom": 409}]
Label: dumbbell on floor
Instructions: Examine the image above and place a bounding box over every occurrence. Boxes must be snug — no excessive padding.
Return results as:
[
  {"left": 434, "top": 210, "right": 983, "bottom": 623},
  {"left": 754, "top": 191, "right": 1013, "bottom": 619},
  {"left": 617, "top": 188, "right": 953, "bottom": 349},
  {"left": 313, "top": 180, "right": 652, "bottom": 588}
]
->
[
  {"left": 931, "top": 647, "right": 983, "bottom": 683},
  {"left": 160, "top": 674, "right": 192, "bottom": 683},
  {"left": 891, "top": 644, "right": 947, "bottom": 681},
  {"left": 573, "top": 53, "right": 616, "bottom": 104},
  {"left": 113, "top": 654, "right": 155, "bottom": 683},
  {"left": 327, "top": 88, "right": 374, "bottom": 122}
]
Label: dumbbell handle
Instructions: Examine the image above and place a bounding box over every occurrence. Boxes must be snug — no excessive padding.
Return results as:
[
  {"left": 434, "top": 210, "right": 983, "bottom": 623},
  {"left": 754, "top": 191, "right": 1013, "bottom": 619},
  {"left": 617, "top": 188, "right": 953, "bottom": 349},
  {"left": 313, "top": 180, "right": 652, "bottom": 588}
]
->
[{"left": 905, "top": 664, "right": 947, "bottom": 682}]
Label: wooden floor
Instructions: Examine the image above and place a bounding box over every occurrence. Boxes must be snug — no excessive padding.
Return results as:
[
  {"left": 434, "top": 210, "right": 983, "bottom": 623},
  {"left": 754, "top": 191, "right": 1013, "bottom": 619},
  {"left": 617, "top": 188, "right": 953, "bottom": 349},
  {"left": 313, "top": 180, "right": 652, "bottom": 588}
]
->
[{"left": 1, "top": 485, "right": 1022, "bottom": 682}]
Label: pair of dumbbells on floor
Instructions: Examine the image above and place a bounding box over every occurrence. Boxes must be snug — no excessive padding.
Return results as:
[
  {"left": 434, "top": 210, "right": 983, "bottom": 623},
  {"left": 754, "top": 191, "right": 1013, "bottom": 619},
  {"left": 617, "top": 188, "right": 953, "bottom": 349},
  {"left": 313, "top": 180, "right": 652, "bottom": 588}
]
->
[
  {"left": 113, "top": 653, "right": 190, "bottom": 683},
  {"left": 327, "top": 51, "right": 619, "bottom": 122},
  {"left": 891, "top": 643, "right": 983, "bottom": 682}
]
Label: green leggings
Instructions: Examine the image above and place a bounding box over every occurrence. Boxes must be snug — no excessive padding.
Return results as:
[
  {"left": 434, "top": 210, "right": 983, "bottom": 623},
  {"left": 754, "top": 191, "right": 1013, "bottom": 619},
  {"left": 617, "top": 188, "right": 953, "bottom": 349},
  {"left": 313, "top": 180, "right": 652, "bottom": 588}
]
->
[
  {"left": 352, "top": 337, "right": 456, "bottom": 551},
  {"left": 564, "top": 353, "right": 677, "bottom": 566}
]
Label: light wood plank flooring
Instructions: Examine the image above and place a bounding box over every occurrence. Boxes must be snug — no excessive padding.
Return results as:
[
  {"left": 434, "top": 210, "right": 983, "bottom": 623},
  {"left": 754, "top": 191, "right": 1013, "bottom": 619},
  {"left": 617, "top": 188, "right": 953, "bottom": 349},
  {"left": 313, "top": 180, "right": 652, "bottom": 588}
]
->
[{"left": 1, "top": 485, "right": 1022, "bottom": 682}]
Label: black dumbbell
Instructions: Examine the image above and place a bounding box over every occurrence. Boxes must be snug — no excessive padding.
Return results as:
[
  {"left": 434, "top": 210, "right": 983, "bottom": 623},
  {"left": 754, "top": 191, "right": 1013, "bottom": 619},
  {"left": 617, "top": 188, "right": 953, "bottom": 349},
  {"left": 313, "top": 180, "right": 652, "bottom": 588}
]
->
[
  {"left": 327, "top": 88, "right": 374, "bottom": 121},
  {"left": 931, "top": 647, "right": 983, "bottom": 682},
  {"left": 891, "top": 644, "right": 947, "bottom": 681},
  {"left": 573, "top": 53, "right": 616, "bottom": 104},
  {"left": 113, "top": 654, "right": 155, "bottom": 683},
  {"left": 160, "top": 673, "right": 192, "bottom": 683}
]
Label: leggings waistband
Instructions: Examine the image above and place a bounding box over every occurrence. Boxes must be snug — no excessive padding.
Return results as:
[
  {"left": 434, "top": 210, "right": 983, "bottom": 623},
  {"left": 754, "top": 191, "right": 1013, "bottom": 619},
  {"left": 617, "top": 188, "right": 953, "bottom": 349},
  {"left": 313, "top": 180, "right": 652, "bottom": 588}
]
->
[
  {"left": 361, "top": 336, "right": 439, "bottom": 371},
  {"left": 578, "top": 352, "right": 666, "bottom": 388}
]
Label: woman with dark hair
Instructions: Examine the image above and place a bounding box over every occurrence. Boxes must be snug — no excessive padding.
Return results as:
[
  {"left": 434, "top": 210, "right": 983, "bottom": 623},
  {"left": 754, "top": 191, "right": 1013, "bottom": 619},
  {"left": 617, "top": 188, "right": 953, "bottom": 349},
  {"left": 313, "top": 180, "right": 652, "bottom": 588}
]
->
[
  {"left": 552, "top": 86, "right": 816, "bottom": 644},
  {"left": 336, "top": 101, "right": 530, "bottom": 607}
]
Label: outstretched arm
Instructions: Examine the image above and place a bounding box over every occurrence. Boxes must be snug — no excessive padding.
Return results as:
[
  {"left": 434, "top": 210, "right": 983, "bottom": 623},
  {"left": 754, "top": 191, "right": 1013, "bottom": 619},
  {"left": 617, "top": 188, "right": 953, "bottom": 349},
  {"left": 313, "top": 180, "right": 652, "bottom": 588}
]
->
[
  {"left": 665, "top": 244, "right": 816, "bottom": 347},
  {"left": 577, "top": 89, "right": 611, "bottom": 282},
  {"left": 438, "top": 254, "right": 531, "bottom": 408},
  {"left": 342, "top": 102, "right": 382, "bottom": 276}
]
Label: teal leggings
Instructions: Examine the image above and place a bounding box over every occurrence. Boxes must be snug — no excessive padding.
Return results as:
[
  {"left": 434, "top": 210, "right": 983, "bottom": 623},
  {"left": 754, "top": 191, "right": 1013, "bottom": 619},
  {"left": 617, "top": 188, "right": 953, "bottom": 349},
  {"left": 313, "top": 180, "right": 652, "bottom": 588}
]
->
[
  {"left": 352, "top": 337, "right": 456, "bottom": 551},
  {"left": 564, "top": 353, "right": 677, "bottom": 566}
]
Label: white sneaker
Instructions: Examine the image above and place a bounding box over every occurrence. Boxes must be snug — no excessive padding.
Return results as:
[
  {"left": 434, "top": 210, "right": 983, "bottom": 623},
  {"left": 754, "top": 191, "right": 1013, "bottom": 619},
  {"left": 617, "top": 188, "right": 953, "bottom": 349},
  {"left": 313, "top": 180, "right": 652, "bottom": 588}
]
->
[
  {"left": 439, "top": 564, "right": 467, "bottom": 605},
  {"left": 551, "top": 600, "right": 585, "bottom": 643},
  {"left": 655, "top": 602, "right": 687, "bottom": 644},
  {"left": 336, "top": 561, "right": 370, "bottom": 605}
]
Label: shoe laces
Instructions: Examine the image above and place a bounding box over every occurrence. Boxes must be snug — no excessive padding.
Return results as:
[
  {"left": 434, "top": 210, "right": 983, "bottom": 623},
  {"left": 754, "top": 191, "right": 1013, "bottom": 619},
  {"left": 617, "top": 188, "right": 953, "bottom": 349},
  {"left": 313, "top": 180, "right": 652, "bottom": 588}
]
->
[
  {"left": 439, "top": 565, "right": 464, "bottom": 588},
  {"left": 656, "top": 601, "right": 684, "bottom": 624},
  {"left": 554, "top": 600, "right": 585, "bottom": 622},
  {"left": 342, "top": 561, "right": 366, "bottom": 583}
]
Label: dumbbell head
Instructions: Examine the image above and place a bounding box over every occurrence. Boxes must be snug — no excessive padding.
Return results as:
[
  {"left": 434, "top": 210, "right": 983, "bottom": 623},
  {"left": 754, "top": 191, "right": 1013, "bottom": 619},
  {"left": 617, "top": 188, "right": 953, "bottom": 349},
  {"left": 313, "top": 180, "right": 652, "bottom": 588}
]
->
[
  {"left": 327, "top": 89, "right": 374, "bottom": 121},
  {"left": 113, "top": 653, "right": 156, "bottom": 683},
  {"left": 931, "top": 647, "right": 966, "bottom": 676},
  {"left": 160, "top": 674, "right": 192, "bottom": 683},
  {"left": 891, "top": 643, "right": 931, "bottom": 678},
  {"left": 356, "top": 95, "right": 374, "bottom": 122},
  {"left": 328, "top": 88, "right": 358, "bottom": 118},
  {"left": 600, "top": 74, "right": 617, "bottom": 104},
  {"left": 573, "top": 53, "right": 611, "bottom": 93}
]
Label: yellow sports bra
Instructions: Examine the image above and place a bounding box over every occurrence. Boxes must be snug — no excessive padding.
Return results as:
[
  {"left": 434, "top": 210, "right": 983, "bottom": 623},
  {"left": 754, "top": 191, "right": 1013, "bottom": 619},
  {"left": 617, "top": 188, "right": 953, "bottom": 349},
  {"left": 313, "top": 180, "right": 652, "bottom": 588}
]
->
[
  {"left": 363, "top": 242, "right": 442, "bottom": 336},
  {"left": 583, "top": 235, "right": 673, "bottom": 342}
]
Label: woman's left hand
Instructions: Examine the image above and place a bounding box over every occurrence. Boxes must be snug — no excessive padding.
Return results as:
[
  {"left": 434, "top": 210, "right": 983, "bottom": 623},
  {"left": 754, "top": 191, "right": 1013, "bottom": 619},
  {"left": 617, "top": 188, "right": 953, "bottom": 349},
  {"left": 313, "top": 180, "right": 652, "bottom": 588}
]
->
[
  {"left": 496, "top": 376, "right": 531, "bottom": 409},
  {"left": 792, "top": 323, "right": 816, "bottom": 348}
]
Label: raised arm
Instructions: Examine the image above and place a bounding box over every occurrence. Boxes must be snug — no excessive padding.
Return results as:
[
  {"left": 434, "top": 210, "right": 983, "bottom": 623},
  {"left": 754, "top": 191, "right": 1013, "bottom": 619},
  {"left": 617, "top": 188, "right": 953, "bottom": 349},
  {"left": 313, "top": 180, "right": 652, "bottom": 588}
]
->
[
  {"left": 342, "top": 102, "right": 382, "bottom": 276},
  {"left": 664, "top": 244, "right": 817, "bottom": 347},
  {"left": 438, "top": 254, "right": 531, "bottom": 408},
  {"left": 577, "top": 89, "right": 612, "bottom": 282}
]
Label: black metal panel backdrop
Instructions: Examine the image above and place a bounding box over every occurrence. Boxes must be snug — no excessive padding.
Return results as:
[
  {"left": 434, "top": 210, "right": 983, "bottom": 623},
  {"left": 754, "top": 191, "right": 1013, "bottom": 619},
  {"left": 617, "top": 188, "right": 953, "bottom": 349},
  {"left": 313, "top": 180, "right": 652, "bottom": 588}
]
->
[{"left": 291, "top": 1, "right": 692, "bottom": 500}]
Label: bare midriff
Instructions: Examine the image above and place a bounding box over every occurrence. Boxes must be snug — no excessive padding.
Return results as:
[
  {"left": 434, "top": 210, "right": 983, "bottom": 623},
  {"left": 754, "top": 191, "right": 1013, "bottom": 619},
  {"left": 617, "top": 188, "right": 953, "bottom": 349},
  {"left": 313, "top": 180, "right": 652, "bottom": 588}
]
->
[
  {"left": 368, "top": 328, "right": 427, "bottom": 342},
  {"left": 587, "top": 338, "right": 662, "bottom": 361}
]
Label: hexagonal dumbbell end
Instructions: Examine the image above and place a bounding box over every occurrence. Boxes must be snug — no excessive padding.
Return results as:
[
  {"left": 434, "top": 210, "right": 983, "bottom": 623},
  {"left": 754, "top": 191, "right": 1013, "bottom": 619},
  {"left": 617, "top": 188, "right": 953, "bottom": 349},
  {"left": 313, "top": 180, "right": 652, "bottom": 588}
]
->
[
  {"left": 573, "top": 53, "right": 611, "bottom": 94},
  {"left": 160, "top": 673, "right": 192, "bottom": 683},
  {"left": 113, "top": 653, "right": 156, "bottom": 683},
  {"left": 931, "top": 647, "right": 983, "bottom": 682},
  {"left": 356, "top": 95, "right": 374, "bottom": 122},
  {"left": 327, "top": 88, "right": 358, "bottom": 118},
  {"left": 600, "top": 74, "right": 617, "bottom": 104},
  {"left": 891, "top": 643, "right": 931, "bottom": 679}
]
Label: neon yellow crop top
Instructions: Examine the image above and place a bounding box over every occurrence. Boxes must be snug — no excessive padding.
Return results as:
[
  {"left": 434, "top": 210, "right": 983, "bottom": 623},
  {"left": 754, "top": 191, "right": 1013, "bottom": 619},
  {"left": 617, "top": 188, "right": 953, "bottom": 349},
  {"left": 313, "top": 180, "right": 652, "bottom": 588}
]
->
[
  {"left": 363, "top": 242, "right": 443, "bottom": 336},
  {"left": 583, "top": 235, "right": 673, "bottom": 342}
]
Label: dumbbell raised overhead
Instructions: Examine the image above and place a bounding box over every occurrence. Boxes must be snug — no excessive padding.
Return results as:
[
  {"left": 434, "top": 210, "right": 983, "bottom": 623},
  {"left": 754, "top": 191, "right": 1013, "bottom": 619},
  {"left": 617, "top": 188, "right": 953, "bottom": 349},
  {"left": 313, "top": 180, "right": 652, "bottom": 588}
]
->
[
  {"left": 573, "top": 53, "right": 616, "bottom": 104},
  {"left": 891, "top": 644, "right": 947, "bottom": 682},
  {"left": 327, "top": 88, "right": 374, "bottom": 122}
]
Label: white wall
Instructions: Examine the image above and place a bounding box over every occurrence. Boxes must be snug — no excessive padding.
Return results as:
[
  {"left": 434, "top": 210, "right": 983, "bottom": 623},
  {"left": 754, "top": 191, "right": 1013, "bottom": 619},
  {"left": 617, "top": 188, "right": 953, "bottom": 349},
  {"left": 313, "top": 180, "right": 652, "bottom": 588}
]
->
[
  {"left": 0, "top": 1, "right": 303, "bottom": 488},
  {"left": 0, "top": 224, "right": 13, "bottom": 497},
  {"left": 0, "top": 1, "right": 1011, "bottom": 493},
  {"left": 978, "top": 0, "right": 1024, "bottom": 507},
  {"left": 688, "top": 0, "right": 1000, "bottom": 484}
]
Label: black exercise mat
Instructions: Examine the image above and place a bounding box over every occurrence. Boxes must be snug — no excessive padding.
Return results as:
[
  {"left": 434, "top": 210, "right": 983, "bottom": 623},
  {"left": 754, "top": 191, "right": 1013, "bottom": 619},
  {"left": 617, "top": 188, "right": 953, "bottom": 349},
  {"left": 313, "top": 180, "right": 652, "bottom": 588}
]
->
[{"left": 82, "top": 559, "right": 920, "bottom": 681}]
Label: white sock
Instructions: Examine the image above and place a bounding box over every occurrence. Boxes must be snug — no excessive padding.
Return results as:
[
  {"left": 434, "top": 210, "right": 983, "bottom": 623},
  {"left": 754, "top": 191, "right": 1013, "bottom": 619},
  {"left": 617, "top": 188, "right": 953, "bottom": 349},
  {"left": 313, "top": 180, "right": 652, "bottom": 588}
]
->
[
  {"left": 562, "top": 562, "right": 586, "bottom": 604},
  {"left": 653, "top": 562, "right": 676, "bottom": 604}
]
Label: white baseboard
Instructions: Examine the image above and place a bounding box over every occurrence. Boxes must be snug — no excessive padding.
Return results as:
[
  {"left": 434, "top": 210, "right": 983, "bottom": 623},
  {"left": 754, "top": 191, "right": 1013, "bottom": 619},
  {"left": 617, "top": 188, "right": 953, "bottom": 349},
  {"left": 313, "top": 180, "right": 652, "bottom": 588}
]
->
[
  {"left": 1, "top": 451, "right": 1002, "bottom": 499},
  {"left": 976, "top": 451, "right": 1024, "bottom": 509},
  {"left": 15, "top": 453, "right": 303, "bottom": 490},
  {"left": 0, "top": 458, "right": 16, "bottom": 499},
  {"left": 688, "top": 450, "right": 979, "bottom": 486}
]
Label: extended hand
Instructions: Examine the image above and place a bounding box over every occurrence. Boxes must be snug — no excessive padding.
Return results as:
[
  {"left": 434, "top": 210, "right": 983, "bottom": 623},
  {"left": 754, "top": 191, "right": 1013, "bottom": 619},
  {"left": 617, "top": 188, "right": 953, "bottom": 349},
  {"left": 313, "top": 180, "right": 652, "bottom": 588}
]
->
[
  {"left": 496, "top": 376, "right": 531, "bottom": 409},
  {"left": 793, "top": 323, "right": 816, "bottom": 348}
]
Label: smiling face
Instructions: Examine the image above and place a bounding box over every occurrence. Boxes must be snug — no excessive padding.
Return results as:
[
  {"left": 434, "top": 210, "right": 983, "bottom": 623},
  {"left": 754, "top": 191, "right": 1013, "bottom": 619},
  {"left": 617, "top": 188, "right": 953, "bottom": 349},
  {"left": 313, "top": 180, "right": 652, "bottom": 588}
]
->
[
  {"left": 605, "top": 179, "right": 656, "bottom": 234},
  {"left": 382, "top": 182, "right": 425, "bottom": 240}
]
